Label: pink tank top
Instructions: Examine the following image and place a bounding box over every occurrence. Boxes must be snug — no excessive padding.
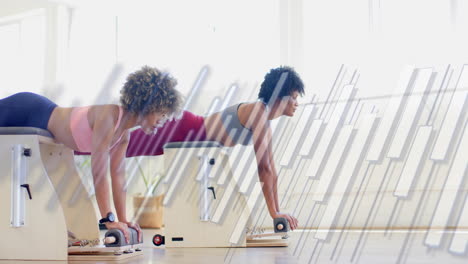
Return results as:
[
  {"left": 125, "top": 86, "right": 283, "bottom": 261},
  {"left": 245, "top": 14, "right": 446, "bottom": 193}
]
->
[{"left": 70, "top": 106, "right": 124, "bottom": 152}]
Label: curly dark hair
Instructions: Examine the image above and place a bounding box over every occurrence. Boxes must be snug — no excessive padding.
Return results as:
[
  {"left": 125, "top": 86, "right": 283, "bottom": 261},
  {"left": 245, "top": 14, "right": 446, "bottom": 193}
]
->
[
  {"left": 120, "top": 66, "right": 183, "bottom": 116},
  {"left": 258, "top": 66, "right": 304, "bottom": 104}
]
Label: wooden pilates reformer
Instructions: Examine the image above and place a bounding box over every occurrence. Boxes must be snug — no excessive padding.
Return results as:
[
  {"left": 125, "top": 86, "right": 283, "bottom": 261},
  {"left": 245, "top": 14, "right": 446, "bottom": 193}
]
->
[
  {"left": 0, "top": 127, "right": 142, "bottom": 261},
  {"left": 152, "top": 141, "right": 290, "bottom": 248}
]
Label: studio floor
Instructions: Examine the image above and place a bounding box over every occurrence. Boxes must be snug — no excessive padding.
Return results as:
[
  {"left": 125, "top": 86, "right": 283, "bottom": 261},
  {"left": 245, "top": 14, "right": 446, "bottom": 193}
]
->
[{"left": 1, "top": 228, "right": 468, "bottom": 264}]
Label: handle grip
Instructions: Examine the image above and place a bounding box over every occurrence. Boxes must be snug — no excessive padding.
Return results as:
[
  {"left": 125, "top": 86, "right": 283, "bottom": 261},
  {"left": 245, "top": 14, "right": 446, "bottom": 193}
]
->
[{"left": 20, "top": 184, "right": 32, "bottom": 200}]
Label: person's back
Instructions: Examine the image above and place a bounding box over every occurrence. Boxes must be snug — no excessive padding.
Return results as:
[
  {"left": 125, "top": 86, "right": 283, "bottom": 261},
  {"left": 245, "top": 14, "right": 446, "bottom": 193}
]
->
[
  {"left": 48, "top": 105, "right": 122, "bottom": 152},
  {"left": 204, "top": 101, "right": 267, "bottom": 147},
  {"left": 0, "top": 65, "right": 184, "bottom": 243}
]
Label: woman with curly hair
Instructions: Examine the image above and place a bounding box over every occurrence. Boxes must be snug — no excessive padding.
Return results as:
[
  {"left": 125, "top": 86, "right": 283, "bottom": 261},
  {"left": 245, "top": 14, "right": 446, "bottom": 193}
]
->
[
  {"left": 0, "top": 66, "right": 183, "bottom": 243},
  {"left": 126, "top": 66, "right": 303, "bottom": 231}
]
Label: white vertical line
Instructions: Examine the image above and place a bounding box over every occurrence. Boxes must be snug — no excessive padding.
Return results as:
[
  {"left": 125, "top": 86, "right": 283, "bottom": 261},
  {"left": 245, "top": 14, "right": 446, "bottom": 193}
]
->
[
  {"left": 239, "top": 161, "right": 257, "bottom": 194},
  {"left": 161, "top": 134, "right": 195, "bottom": 185},
  {"left": 195, "top": 147, "right": 221, "bottom": 181},
  {"left": 229, "top": 183, "right": 263, "bottom": 245},
  {"left": 219, "top": 84, "right": 238, "bottom": 110},
  {"left": 163, "top": 151, "right": 194, "bottom": 206},
  {"left": 312, "top": 125, "right": 354, "bottom": 202},
  {"left": 425, "top": 123, "right": 468, "bottom": 247},
  {"left": 163, "top": 144, "right": 219, "bottom": 206},
  {"left": 163, "top": 97, "right": 220, "bottom": 185},
  {"left": 449, "top": 194, "right": 468, "bottom": 254},
  {"left": 216, "top": 118, "right": 284, "bottom": 222},
  {"left": 182, "top": 66, "right": 209, "bottom": 111},
  {"left": 426, "top": 65, "right": 451, "bottom": 126},
  {"left": 315, "top": 114, "right": 378, "bottom": 240},
  {"left": 273, "top": 119, "right": 293, "bottom": 159},
  {"left": 324, "top": 73, "right": 347, "bottom": 122},
  {"left": 299, "top": 119, "right": 323, "bottom": 156},
  {"left": 216, "top": 146, "right": 241, "bottom": 186},
  {"left": 367, "top": 66, "right": 416, "bottom": 161},
  {"left": 211, "top": 175, "right": 237, "bottom": 223},
  {"left": 319, "top": 65, "right": 344, "bottom": 119},
  {"left": 431, "top": 90, "right": 468, "bottom": 161},
  {"left": 388, "top": 68, "right": 433, "bottom": 158},
  {"left": 208, "top": 147, "right": 226, "bottom": 181},
  {"left": 280, "top": 105, "right": 316, "bottom": 166},
  {"left": 455, "top": 65, "right": 468, "bottom": 89},
  {"left": 238, "top": 119, "right": 283, "bottom": 194},
  {"left": 306, "top": 84, "right": 355, "bottom": 177},
  {"left": 394, "top": 126, "right": 433, "bottom": 197},
  {"left": 232, "top": 147, "right": 252, "bottom": 179},
  {"left": 352, "top": 102, "right": 366, "bottom": 126}
]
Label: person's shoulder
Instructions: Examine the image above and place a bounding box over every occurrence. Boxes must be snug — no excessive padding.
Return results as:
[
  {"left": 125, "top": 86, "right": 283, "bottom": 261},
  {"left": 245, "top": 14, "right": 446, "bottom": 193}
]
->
[
  {"left": 96, "top": 104, "right": 120, "bottom": 113},
  {"left": 237, "top": 101, "right": 264, "bottom": 119},
  {"left": 244, "top": 101, "right": 269, "bottom": 129},
  {"left": 256, "top": 100, "right": 270, "bottom": 118},
  {"left": 90, "top": 104, "right": 119, "bottom": 114},
  {"left": 243, "top": 100, "right": 267, "bottom": 112},
  {"left": 90, "top": 104, "right": 120, "bottom": 123}
]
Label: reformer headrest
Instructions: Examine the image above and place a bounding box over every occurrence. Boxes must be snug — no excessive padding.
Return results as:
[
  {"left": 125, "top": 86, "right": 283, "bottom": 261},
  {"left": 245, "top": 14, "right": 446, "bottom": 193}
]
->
[
  {"left": 0, "top": 127, "right": 53, "bottom": 138},
  {"left": 163, "top": 141, "right": 222, "bottom": 149}
]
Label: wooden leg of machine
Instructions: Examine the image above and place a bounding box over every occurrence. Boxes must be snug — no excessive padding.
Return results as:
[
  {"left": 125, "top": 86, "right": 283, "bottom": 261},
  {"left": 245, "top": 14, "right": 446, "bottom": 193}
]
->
[{"left": 0, "top": 135, "right": 68, "bottom": 261}]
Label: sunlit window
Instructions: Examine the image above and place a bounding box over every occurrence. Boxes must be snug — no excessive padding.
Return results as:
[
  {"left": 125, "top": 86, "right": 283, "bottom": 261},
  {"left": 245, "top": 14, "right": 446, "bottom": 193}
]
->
[
  {"left": 0, "top": 9, "right": 45, "bottom": 98},
  {"left": 303, "top": 0, "right": 468, "bottom": 103},
  {"left": 63, "top": 0, "right": 279, "bottom": 110},
  {"left": 116, "top": 0, "right": 280, "bottom": 110}
]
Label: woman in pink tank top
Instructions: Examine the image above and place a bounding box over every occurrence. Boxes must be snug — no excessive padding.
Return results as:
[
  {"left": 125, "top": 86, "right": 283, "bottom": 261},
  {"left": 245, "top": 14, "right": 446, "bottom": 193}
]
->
[
  {"left": 47, "top": 66, "right": 183, "bottom": 243},
  {"left": 75, "top": 66, "right": 304, "bottom": 232}
]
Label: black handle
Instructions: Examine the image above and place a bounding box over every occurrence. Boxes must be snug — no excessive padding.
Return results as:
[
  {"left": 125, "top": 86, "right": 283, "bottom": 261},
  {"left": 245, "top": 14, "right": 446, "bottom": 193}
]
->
[
  {"left": 23, "top": 148, "right": 31, "bottom": 157},
  {"left": 207, "top": 187, "right": 216, "bottom": 199},
  {"left": 20, "top": 184, "right": 32, "bottom": 200}
]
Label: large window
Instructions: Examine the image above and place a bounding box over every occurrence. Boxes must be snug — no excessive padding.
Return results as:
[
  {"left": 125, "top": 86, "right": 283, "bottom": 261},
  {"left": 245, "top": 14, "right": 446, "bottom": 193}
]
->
[
  {"left": 64, "top": 8, "right": 117, "bottom": 106},
  {"left": 0, "top": 9, "right": 45, "bottom": 98},
  {"left": 63, "top": 0, "right": 279, "bottom": 111},
  {"left": 117, "top": 0, "right": 280, "bottom": 99},
  {"left": 303, "top": 0, "right": 468, "bottom": 102}
]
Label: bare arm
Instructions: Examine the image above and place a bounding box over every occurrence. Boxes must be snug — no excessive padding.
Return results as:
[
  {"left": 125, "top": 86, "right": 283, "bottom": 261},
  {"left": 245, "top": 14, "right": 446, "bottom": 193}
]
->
[
  {"left": 109, "top": 130, "right": 142, "bottom": 242},
  {"left": 251, "top": 113, "right": 278, "bottom": 217},
  {"left": 91, "top": 106, "right": 132, "bottom": 242},
  {"left": 266, "top": 137, "right": 280, "bottom": 214},
  {"left": 251, "top": 105, "right": 298, "bottom": 230},
  {"left": 91, "top": 108, "right": 115, "bottom": 220},
  {"left": 109, "top": 131, "right": 130, "bottom": 223}
]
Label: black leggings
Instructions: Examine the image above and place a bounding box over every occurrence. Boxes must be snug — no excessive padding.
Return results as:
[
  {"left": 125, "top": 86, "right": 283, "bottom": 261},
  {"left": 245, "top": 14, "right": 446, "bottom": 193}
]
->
[{"left": 0, "top": 92, "right": 57, "bottom": 130}]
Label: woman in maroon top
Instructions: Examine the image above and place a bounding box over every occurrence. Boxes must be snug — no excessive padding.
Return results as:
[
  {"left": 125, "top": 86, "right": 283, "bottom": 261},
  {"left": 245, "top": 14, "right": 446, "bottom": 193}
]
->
[{"left": 125, "top": 66, "right": 304, "bottom": 230}]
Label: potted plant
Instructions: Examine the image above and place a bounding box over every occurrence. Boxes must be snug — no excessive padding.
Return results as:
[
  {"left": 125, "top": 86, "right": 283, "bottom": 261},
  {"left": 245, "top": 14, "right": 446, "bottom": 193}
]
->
[{"left": 132, "top": 161, "right": 164, "bottom": 229}]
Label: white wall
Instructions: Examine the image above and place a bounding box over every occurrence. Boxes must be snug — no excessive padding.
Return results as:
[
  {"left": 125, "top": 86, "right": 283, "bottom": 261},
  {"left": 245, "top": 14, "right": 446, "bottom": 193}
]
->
[{"left": 0, "top": 0, "right": 49, "bottom": 17}]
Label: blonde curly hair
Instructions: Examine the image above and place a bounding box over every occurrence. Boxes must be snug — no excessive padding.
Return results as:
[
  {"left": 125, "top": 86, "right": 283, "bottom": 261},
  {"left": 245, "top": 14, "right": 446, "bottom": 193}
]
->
[{"left": 120, "top": 66, "right": 183, "bottom": 117}]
